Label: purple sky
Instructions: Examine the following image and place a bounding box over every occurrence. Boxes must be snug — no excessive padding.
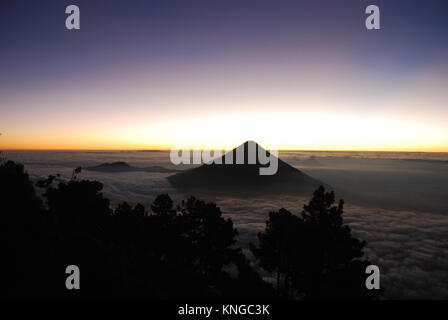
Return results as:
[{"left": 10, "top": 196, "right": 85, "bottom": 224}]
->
[{"left": 1, "top": 0, "right": 448, "bottom": 150}]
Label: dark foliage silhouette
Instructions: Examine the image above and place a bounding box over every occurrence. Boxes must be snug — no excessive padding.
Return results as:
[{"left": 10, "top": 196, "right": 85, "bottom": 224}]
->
[
  {"left": 250, "top": 208, "right": 299, "bottom": 297},
  {"left": 251, "top": 186, "right": 381, "bottom": 299},
  {"left": 0, "top": 156, "right": 377, "bottom": 300},
  {"left": 0, "top": 158, "right": 273, "bottom": 299},
  {"left": 151, "top": 193, "right": 175, "bottom": 216},
  {"left": 0, "top": 160, "right": 48, "bottom": 298},
  {"left": 178, "top": 197, "right": 237, "bottom": 278}
]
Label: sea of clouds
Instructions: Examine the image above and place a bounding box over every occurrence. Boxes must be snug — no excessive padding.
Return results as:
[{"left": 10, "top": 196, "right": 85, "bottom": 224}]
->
[
  {"left": 216, "top": 196, "right": 448, "bottom": 299},
  {"left": 5, "top": 150, "right": 448, "bottom": 299}
]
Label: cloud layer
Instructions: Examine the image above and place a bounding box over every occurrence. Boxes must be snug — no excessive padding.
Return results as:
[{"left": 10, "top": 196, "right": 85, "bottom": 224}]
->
[
  {"left": 6, "top": 150, "right": 448, "bottom": 299},
  {"left": 216, "top": 197, "right": 448, "bottom": 299}
]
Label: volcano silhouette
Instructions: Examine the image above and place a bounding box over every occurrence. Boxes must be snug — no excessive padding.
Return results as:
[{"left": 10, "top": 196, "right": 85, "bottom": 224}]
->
[{"left": 167, "top": 141, "right": 323, "bottom": 196}]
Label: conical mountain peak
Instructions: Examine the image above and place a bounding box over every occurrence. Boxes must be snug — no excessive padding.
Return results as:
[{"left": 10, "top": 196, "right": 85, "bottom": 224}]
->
[{"left": 168, "top": 141, "right": 323, "bottom": 196}]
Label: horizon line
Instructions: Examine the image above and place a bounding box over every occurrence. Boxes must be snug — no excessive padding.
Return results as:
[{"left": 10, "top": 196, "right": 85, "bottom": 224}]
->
[{"left": 2, "top": 148, "right": 448, "bottom": 153}]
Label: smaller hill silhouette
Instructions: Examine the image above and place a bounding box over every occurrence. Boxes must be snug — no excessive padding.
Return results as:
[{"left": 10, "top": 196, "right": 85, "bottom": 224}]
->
[
  {"left": 168, "top": 141, "right": 324, "bottom": 196},
  {"left": 85, "top": 162, "right": 180, "bottom": 173}
]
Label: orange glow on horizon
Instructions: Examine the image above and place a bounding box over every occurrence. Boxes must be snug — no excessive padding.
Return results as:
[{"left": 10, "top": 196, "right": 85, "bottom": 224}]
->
[
  {"left": 2, "top": 111, "right": 447, "bottom": 153},
  {"left": 2, "top": 144, "right": 448, "bottom": 152},
  {"left": 2, "top": 59, "right": 448, "bottom": 154}
]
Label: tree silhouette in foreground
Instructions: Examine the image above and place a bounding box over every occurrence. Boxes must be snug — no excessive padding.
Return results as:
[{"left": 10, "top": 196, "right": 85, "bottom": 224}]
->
[
  {"left": 0, "top": 159, "right": 273, "bottom": 299},
  {"left": 251, "top": 186, "right": 381, "bottom": 299},
  {"left": 0, "top": 160, "right": 48, "bottom": 298},
  {"left": 0, "top": 157, "right": 378, "bottom": 299}
]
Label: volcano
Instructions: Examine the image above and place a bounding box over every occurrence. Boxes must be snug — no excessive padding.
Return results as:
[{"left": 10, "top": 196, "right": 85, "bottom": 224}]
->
[{"left": 167, "top": 141, "right": 324, "bottom": 196}]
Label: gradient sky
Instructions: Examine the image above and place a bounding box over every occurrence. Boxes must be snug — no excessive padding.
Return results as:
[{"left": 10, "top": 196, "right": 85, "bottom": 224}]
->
[{"left": 1, "top": 0, "right": 448, "bottom": 150}]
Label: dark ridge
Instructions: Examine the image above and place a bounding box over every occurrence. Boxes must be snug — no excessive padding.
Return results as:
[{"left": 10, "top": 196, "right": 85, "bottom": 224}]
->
[
  {"left": 167, "top": 141, "right": 325, "bottom": 196},
  {"left": 85, "top": 161, "right": 181, "bottom": 173}
]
